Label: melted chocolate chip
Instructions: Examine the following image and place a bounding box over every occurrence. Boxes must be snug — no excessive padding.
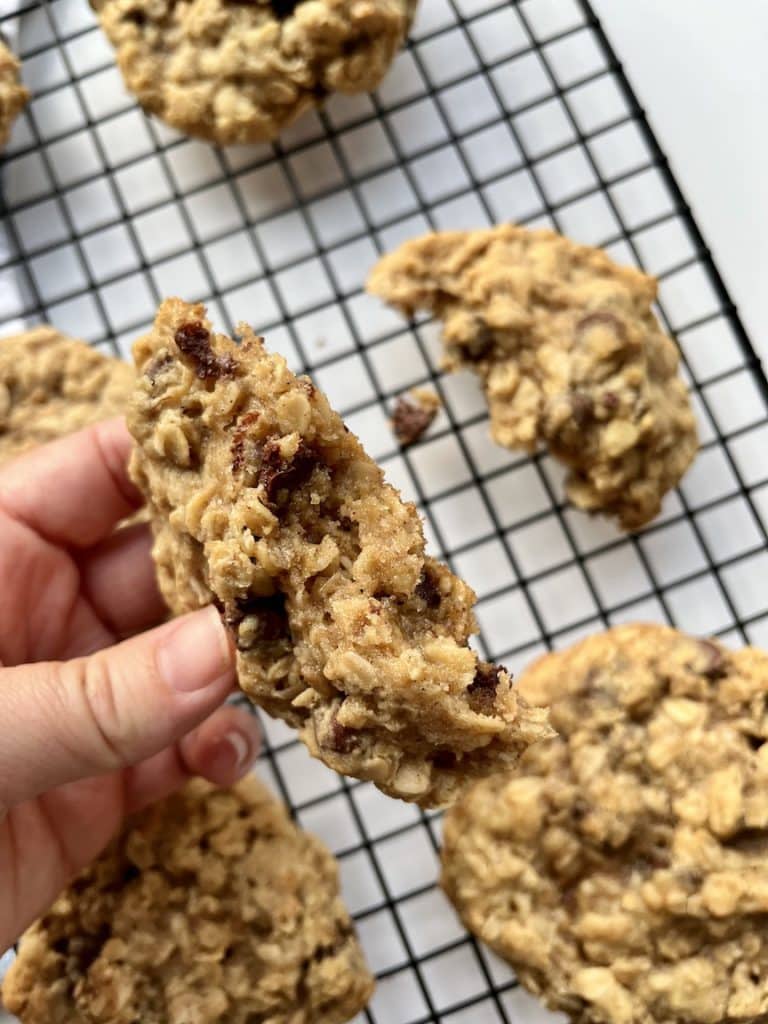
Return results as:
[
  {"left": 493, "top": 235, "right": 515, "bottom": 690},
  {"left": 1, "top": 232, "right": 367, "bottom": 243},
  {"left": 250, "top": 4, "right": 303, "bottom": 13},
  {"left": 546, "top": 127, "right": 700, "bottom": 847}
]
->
[
  {"left": 570, "top": 392, "right": 594, "bottom": 428},
  {"left": 463, "top": 321, "right": 495, "bottom": 362},
  {"left": 699, "top": 639, "right": 727, "bottom": 680},
  {"left": 270, "top": 0, "right": 302, "bottom": 16},
  {"left": 122, "top": 863, "right": 140, "bottom": 884},
  {"left": 415, "top": 568, "right": 441, "bottom": 610},
  {"left": 174, "top": 321, "right": 237, "bottom": 381},
  {"left": 226, "top": 592, "right": 288, "bottom": 642},
  {"left": 258, "top": 438, "right": 316, "bottom": 507},
  {"left": 432, "top": 749, "right": 457, "bottom": 771},
  {"left": 467, "top": 662, "right": 503, "bottom": 716},
  {"left": 391, "top": 395, "right": 437, "bottom": 447},
  {"left": 329, "top": 715, "right": 356, "bottom": 754}
]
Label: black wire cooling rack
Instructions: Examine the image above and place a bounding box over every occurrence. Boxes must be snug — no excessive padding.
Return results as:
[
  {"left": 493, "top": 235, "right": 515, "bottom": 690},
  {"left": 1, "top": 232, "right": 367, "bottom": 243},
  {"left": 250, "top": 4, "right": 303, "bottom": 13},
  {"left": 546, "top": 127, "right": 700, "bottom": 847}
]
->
[{"left": 2, "top": 1, "right": 768, "bottom": 1021}]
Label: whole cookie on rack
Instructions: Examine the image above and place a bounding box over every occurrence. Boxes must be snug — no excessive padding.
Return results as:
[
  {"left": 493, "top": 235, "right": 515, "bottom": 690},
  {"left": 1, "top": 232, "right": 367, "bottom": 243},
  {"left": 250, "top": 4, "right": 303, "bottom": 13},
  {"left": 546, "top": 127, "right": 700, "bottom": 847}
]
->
[
  {"left": 90, "top": 0, "right": 417, "bottom": 145},
  {"left": 0, "top": 38, "right": 28, "bottom": 147},
  {"left": 3, "top": 776, "right": 374, "bottom": 1024},
  {"left": 368, "top": 225, "right": 698, "bottom": 530},
  {"left": 127, "top": 298, "right": 551, "bottom": 806},
  {"left": 0, "top": 326, "right": 134, "bottom": 465},
  {"left": 442, "top": 624, "right": 768, "bottom": 1024}
]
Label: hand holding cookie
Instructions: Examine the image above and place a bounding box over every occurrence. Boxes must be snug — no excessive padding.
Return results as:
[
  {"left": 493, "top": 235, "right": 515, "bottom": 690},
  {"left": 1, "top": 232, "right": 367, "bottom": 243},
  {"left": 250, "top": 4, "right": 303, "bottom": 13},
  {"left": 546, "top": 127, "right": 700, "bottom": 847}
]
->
[{"left": 0, "top": 418, "right": 260, "bottom": 952}]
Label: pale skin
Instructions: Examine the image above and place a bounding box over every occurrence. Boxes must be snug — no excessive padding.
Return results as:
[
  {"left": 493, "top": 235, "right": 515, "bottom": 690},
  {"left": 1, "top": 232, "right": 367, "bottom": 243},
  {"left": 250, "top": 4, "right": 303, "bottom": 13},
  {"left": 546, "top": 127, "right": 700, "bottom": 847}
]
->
[{"left": 0, "top": 418, "right": 261, "bottom": 953}]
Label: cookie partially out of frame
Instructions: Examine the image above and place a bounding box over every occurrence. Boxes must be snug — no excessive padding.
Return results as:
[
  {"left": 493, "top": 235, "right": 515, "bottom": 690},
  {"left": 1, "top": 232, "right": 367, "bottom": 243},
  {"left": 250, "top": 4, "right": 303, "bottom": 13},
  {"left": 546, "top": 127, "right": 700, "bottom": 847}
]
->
[
  {"left": 0, "top": 326, "right": 134, "bottom": 465},
  {"left": 369, "top": 225, "right": 698, "bottom": 530},
  {"left": 91, "top": 0, "right": 417, "bottom": 145},
  {"left": 442, "top": 624, "right": 768, "bottom": 1024},
  {"left": 0, "top": 39, "right": 28, "bottom": 147},
  {"left": 127, "top": 298, "right": 551, "bottom": 806},
  {"left": 3, "top": 776, "right": 374, "bottom": 1024}
]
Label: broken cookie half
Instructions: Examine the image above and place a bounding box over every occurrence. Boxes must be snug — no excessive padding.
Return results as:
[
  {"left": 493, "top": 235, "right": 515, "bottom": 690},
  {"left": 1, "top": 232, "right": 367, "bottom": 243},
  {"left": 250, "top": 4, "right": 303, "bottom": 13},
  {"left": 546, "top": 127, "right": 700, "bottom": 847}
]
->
[
  {"left": 368, "top": 224, "right": 699, "bottom": 531},
  {"left": 128, "top": 299, "right": 551, "bottom": 806}
]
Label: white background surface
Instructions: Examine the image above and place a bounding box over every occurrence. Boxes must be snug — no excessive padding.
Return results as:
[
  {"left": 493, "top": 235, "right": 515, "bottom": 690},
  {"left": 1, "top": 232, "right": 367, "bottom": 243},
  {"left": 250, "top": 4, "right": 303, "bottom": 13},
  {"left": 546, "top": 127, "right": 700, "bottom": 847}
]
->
[{"left": 592, "top": 0, "right": 768, "bottom": 361}]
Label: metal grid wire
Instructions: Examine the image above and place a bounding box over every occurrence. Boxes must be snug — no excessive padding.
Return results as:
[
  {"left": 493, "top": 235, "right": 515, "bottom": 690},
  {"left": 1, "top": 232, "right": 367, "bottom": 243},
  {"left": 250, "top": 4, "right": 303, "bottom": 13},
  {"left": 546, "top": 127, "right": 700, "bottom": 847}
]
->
[{"left": 2, "top": 0, "right": 768, "bottom": 1021}]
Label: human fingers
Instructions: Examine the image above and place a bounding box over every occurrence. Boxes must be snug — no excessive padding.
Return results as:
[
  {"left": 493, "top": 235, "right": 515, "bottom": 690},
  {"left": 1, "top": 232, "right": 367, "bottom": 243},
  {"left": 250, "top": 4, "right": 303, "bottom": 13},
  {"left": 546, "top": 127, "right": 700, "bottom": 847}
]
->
[
  {"left": 0, "top": 606, "right": 235, "bottom": 811},
  {"left": 124, "top": 704, "right": 261, "bottom": 814},
  {"left": 77, "top": 521, "right": 167, "bottom": 638},
  {"left": 0, "top": 418, "right": 142, "bottom": 550}
]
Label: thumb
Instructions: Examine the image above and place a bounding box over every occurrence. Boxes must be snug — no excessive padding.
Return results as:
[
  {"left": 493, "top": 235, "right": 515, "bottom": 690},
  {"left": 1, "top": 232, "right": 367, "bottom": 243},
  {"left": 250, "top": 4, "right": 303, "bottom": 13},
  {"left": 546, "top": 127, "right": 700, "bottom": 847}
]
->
[{"left": 0, "top": 606, "right": 236, "bottom": 811}]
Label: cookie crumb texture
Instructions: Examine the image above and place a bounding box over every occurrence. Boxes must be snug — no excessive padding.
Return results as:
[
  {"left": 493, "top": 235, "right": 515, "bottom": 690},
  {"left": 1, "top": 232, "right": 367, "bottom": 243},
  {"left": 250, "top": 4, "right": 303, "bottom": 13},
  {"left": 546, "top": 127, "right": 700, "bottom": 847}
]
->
[
  {"left": 91, "top": 0, "right": 416, "bottom": 144},
  {"left": 128, "top": 298, "right": 550, "bottom": 806},
  {"left": 369, "top": 225, "right": 698, "bottom": 530},
  {"left": 3, "top": 777, "right": 374, "bottom": 1024},
  {"left": 0, "top": 326, "right": 134, "bottom": 465},
  {"left": 391, "top": 387, "right": 441, "bottom": 446},
  {"left": 442, "top": 624, "right": 768, "bottom": 1024},
  {"left": 0, "top": 39, "right": 28, "bottom": 147}
]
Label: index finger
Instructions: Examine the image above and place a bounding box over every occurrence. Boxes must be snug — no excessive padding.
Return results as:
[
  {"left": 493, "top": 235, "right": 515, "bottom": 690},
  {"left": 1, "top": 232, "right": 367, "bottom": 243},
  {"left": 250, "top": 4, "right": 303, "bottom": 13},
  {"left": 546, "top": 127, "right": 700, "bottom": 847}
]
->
[{"left": 0, "top": 417, "right": 144, "bottom": 549}]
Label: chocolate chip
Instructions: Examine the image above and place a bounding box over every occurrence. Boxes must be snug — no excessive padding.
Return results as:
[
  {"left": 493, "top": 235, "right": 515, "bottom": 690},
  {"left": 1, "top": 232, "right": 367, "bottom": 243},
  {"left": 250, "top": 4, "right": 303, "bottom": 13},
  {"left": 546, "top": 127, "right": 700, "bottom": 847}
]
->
[
  {"left": 225, "top": 592, "right": 288, "bottom": 644},
  {"left": 463, "top": 321, "right": 495, "bottom": 362},
  {"left": 432, "top": 750, "right": 457, "bottom": 771},
  {"left": 270, "top": 0, "right": 302, "bottom": 16},
  {"left": 699, "top": 639, "right": 727, "bottom": 680},
  {"left": 121, "top": 863, "right": 140, "bottom": 884},
  {"left": 174, "top": 321, "right": 237, "bottom": 381},
  {"left": 258, "top": 438, "right": 316, "bottom": 507},
  {"left": 124, "top": 8, "right": 147, "bottom": 24},
  {"left": 570, "top": 392, "right": 594, "bottom": 427},
  {"left": 231, "top": 412, "right": 260, "bottom": 474},
  {"left": 467, "top": 662, "right": 504, "bottom": 716},
  {"left": 415, "top": 568, "right": 441, "bottom": 610},
  {"left": 602, "top": 391, "right": 620, "bottom": 411},
  {"left": 576, "top": 311, "right": 627, "bottom": 341},
  {"left": 330, "top": 716, "right": 356, "bottom": 754},
  {"left": 747, "top": 734, "right": 765, "bottom": 752},
  {"left": 391, "top": 394, "right": 437, "bottom": 447}
]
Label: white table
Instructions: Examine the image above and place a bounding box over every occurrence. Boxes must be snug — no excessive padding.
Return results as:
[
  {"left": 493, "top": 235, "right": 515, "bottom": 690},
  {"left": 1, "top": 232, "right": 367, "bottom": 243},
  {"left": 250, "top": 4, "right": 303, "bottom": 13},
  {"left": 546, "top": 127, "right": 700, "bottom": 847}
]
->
[{"left": 593, "top": 0, "right": 768, "bottom": 360}]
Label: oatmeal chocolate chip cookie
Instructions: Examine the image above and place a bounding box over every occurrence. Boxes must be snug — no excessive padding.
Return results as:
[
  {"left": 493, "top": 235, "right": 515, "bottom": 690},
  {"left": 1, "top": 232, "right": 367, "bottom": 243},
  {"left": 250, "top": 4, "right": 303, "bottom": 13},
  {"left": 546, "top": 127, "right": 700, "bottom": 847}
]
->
[
  {"left": 91, "top": 0, "right": 417, "bottom": 145},
  {"left": 0, "top": 39, "right": 28, "bottom": 147},
  {"left": 128, "top": 298, "right": 551, "bottom": 806},
  {"left": 368, "top": 225, "right": 698, "bottom": 531},
  {"left": 0, "top": 326, "right": 134, "bottom": 465},
  {"left": 3, "top": 776, "right": 374, "bottom": 1024},
  {"left": 442, "top": 624, "right": 768, "bottom": 1024}
]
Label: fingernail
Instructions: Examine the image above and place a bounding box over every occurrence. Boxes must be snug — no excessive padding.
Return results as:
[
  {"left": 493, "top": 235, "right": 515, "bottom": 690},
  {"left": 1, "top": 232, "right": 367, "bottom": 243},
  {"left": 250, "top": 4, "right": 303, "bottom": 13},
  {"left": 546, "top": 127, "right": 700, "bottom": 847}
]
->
[
  {"left": 157, "top": 606, "right": 234, "bottom": 693},
  {"left": 209, "top": 731, "right": 254, "bottom": 781}
]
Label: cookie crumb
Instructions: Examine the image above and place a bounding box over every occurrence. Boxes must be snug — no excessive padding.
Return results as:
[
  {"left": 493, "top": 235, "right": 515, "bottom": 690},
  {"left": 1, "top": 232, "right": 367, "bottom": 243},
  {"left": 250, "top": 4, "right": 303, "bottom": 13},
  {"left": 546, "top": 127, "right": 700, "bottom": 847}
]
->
[{"left": 391, "top": 388, "right": 441, "bottom": 446}]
